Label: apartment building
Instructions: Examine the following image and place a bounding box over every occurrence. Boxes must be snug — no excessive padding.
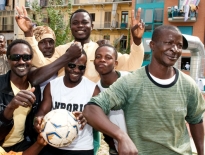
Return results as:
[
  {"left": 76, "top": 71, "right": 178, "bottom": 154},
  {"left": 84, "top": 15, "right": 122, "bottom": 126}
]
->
[{"left": 133, "top": 0, "right": 205, "bottom": 75}]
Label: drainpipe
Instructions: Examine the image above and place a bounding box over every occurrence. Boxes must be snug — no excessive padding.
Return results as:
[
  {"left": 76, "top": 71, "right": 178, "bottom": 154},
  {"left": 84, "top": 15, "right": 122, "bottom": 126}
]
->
[{"left": 175, "top": 34, "right": 205, "bottom": 82}]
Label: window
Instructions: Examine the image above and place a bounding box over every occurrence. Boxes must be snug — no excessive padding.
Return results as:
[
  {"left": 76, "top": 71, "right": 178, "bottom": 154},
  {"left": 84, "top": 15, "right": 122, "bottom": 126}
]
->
[
  {"left": 104, "top": 12, "right": 111, "bottom": 28},
  {"left": 120, "top": 36, "right": 127, "bottom": 50},
  {"left": 104, "top": 35, "right": 110, "bottom": 40},
  {"left": 181, "top": 57, "right": 191, "bottom": 70},
  {"left": 121, "top": 11, "right": 128, "bottom": 23},
  {"left": 154, "top": 8, "right": 163, "bottom": 23},
  {"left": 90, "top": 13, "right": 95, "bottom": 22}
]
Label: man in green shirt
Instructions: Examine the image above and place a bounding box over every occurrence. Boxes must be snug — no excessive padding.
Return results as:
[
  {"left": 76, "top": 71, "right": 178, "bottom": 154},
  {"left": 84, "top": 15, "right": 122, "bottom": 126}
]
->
[{"left": 83, "top": 25, "right": 205, "bottom": 155}]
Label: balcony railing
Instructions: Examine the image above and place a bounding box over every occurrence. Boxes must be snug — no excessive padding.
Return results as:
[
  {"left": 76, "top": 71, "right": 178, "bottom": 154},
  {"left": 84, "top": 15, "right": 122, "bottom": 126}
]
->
[
  {"left": 73, "top": 0, "right": 131, "bottom": 5},
  {"left": 93, "top": 22, "right": 128, "bottom": 29},
  {"left": 167, "top": 6, "right": 197, "bottom": 22}
]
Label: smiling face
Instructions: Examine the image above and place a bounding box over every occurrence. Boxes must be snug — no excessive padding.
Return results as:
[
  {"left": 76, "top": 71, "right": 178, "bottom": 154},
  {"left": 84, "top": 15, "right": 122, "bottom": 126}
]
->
[
  {"left": 8, "top": 43, "right": 32, "bottom": 78},
  {"left": 38, "top": 38, "right": 55, "bottom": 58},
  {"left": 150, "top": 29, "right": 183, "bottom": 67},
  {"left": 64, "top": 54, "right": 87, "bottom": 87},
  {"left": 94, "top": 46, "right": 118, "bottom": 75},
  {"left": 70, "top": 12, "right": 93, "bottom": 43}
]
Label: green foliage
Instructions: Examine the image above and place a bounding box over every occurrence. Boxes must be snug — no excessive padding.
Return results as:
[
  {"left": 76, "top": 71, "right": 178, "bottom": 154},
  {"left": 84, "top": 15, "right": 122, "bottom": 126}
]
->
[{"left": 30, "top": 0, "right": 72, "bottom": 46}]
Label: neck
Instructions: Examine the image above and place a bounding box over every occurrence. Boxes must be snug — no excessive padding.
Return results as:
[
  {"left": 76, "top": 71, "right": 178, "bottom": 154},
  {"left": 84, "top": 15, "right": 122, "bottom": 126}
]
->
[
  {"left": 148, "top": 63, "right": 175, "bottom": 79},
  {"left": 100, "top": 71, "right": 119, "bottom": 87},
  {"left": 10, "top": 74, "right": 29, "bottom": 90},
  {"left": 63, "top": 76, "right": 82, "bottom": 88},
  {"left": 75, "top": 38, "right": 90, "bottom": 46}
]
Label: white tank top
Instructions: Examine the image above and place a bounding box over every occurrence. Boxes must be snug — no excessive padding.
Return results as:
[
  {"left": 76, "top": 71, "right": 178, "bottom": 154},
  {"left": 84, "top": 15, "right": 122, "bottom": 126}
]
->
[
  {"left": 97, "top": 71, "right": 129, "bottom": 151},
  {"left": 50, "top": 76, "right": 96, "bottom": 150}
]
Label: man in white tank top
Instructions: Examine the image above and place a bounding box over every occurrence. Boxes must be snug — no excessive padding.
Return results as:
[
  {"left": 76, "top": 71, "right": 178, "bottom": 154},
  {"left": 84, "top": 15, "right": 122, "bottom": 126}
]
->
[
  {"left": 33, "top": 48, "right": 100, "bottom": 155},
  {"left": 94, "top": 44, "right": 130, "bottom": 155}
]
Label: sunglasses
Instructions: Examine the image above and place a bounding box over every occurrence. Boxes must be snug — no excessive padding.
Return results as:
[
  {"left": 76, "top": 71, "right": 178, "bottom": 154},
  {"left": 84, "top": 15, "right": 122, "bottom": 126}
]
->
[
  {"left": 8, "top": 54, "right": 32, "bottom": 61},
  {"left": 68, "top": 63, "right": 86, "bottom": 71}
]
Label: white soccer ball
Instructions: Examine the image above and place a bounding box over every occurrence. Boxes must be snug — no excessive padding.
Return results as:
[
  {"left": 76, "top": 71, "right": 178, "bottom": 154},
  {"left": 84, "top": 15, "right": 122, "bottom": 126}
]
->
[{"left": 41, "top": 109, "right": 79, "bottom": 148}]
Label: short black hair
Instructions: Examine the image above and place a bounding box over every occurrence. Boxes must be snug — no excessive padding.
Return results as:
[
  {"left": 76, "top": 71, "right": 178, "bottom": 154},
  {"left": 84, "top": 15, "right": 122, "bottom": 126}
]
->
[
  {"left": 6, "top": 39, "right": 33, "bottom": 57},
  {"left": 95, "top": 44, "right": 118, "bottom": 60},
  {"left": 152, "top": 25, "right": 188, "bottom": 49},
  {"left": 69, "top": 9, "right": 93, "bottom": 27},
  {"left": 152, "top": 25, "right": 181, "bottom": 42},
  {"left": 0, "top": 34, "right": 6, "bottom": 41}
]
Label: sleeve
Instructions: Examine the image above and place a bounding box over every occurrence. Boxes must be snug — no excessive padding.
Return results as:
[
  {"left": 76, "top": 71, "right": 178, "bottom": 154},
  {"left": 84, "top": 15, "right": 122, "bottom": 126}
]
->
[
  {"left": 116, "top": 42, "right": 144, "bottom": 71},
  {"left": 0, "top": 110, "right": 13, "bottom": 141},
  {"left": 89, "top": 76, "right": 129, "bottom": 115},
  {"left": 186, "top": 84, "right": 205, "bottom": 124},
  {"left": 25, "top": 37, "right": 62, "bottom": 68}
]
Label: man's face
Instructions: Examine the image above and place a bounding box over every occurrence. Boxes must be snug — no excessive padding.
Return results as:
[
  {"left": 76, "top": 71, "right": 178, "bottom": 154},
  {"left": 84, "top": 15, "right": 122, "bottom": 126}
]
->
[
  {"left": 38, "top": 38, "right": 55, "bottom": 58},
  {"left": 94, "top": 46, "right": 118, "bottom": 75},
  {"left": 150, "top": 29, "right": 183, "bottom": 67},
  {"left": 65, "top": 54, "right": 87, "bottom": 85},
  {"left": 70, "top": 12, "right": 93, "bottom": 42},
  {"left": 8, "top": 43, "right": 32, "bottom": 78},
  {"left": 0, "top": 36, "right": 6, "bottom": 49}
]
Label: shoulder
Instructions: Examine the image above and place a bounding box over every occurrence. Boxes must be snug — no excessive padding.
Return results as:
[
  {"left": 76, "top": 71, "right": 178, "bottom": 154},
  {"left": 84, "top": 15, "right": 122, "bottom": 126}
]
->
[{"left": 55, "top": 42, "right": 73, "bottom": 51}]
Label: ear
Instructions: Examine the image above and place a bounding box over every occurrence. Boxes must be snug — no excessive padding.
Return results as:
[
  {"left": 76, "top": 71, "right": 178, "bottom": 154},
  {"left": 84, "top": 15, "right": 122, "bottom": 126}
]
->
[
  {"left": 149, "top": 40, "right": 155, "bottom": 51},
  {"left": 91, "top": 24, "right": 94, "bottom": 30},
  {"left": 114, "top": 60, "right": 118, "bottom": 68}
]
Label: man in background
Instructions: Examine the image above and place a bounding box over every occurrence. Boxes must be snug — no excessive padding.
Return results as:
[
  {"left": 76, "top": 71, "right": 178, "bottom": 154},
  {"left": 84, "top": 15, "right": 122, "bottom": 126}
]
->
[{"left": 0, "top": 34, "right": 10, "bottom": 75}]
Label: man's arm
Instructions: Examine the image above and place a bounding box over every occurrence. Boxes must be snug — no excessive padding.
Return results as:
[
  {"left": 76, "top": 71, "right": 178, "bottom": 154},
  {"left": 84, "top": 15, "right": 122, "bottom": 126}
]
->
[
  {"left": 22, "top": 133, "right": 47, "bottom": 155},
  {"left": 15, "top": 6, "right": 56, "bottom": 67},
  {"left": 116, "top": 8, "right": 145, "bottom": 71},
  {"left": 83, "top": 104, "right": 138, "bottom": 155},
  {"left": 0, "top": 88, "right": 36, "bottom": 140},
  {"left": 189, "top": 122, "right": 204, "bottom": 155},
  {"left": 28, "top": 43, "right": 82, "bottom": 86},
  {"left": 34, "top": 83, "right": 53, "bottom": 133}
]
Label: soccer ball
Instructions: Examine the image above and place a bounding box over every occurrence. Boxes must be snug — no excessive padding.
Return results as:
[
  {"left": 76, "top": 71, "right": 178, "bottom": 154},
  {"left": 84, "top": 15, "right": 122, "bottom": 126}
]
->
[{"left": 41, "top": 109, "right": 79, "bottom": 148}]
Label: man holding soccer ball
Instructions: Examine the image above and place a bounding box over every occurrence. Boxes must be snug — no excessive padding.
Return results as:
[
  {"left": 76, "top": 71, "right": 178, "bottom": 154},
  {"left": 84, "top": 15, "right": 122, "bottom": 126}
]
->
[{"left": 33, "top": 43, "right": 100, "bottom": 155}]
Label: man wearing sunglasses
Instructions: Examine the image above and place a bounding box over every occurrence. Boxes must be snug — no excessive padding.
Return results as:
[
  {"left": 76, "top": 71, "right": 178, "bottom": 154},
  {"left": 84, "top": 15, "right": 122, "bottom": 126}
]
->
[
  {"left": 33, "top": 51, "right": 100, "bottom": 155},
  {"left": 15, "top": 6, "right": 145, "bottom": 84},
  {"left": 0, "top": 39, "right": 42, "bottom": 153}
]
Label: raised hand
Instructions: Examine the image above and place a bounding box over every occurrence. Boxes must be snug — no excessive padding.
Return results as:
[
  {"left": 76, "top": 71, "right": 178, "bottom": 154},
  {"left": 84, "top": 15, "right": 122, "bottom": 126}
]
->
[
  {"left": 131, "top": 8, "right": 145, "bottom": 45},
  {"left": 72, "top": 111, "right": 87, "bottom": 130},
  {"left": 15, "top": 6, "right": 33, "bottom": 34},
  {"left": 66, "top": 42, "right": 82, "bottom": 61}
]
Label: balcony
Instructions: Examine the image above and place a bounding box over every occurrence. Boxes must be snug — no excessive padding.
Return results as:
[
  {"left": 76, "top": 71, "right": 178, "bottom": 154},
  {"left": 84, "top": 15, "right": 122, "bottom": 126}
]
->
[
  {"left": 167, "top": 6, "right": 197, "bottom": 22},
  {"left": 93, "top": 21, "right": 129, "bottom": 29},
  {"left": 73, "top": 0, "right": 131, "bottom": 5}
]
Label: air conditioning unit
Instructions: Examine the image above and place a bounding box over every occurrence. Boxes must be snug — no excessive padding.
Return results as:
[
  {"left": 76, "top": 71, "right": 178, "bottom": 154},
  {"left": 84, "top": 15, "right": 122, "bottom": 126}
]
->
[{"left": 3, "top": 17, "right": 14, "bottom": 31}]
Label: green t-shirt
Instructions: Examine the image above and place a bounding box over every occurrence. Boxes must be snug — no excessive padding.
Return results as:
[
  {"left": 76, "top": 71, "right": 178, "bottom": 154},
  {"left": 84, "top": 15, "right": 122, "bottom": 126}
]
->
[{"left": 89, "top": 66, "right": 205, "bottom": 155}]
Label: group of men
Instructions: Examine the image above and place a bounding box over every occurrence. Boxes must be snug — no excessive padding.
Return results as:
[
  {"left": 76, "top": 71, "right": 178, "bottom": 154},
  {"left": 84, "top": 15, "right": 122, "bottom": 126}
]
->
[{"left": 0, "top": 4, "right": 204, "bottom": 155}]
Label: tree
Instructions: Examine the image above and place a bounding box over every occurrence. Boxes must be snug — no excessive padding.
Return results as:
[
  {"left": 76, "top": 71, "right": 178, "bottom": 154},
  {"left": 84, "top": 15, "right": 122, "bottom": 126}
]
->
[{"left": 30, "top": 0, "right": 72, "bottom": 46}]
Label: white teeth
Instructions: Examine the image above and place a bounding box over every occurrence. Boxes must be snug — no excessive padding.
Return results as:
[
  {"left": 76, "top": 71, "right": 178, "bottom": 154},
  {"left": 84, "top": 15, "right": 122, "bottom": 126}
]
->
[
  {"left": 77, "top": 31, "right": 84, "bottom": 34},
  {"left": 17, "top": 66, "right": 26, "bottom": 71}
]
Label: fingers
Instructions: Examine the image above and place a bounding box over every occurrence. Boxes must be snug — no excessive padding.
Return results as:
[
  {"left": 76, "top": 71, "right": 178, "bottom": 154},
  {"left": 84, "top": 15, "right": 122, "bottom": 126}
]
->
[
  {"left": 34, "top": 116, "right": 43, "bottom": 133},
  {"left": 14, "top": 90, "right": 36, "bottom": 107},
  {"left": 72, "top": 111, "right": 87, "bottom": 130},
  {"left": 29, "top": 87, "right": 35, "bottom": 93},
  {"left": 22, "top": 6, "right": 28, "bottom": 17},
  {"left": 135, "top": 8, "right": 141, "bottom": 22}
]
